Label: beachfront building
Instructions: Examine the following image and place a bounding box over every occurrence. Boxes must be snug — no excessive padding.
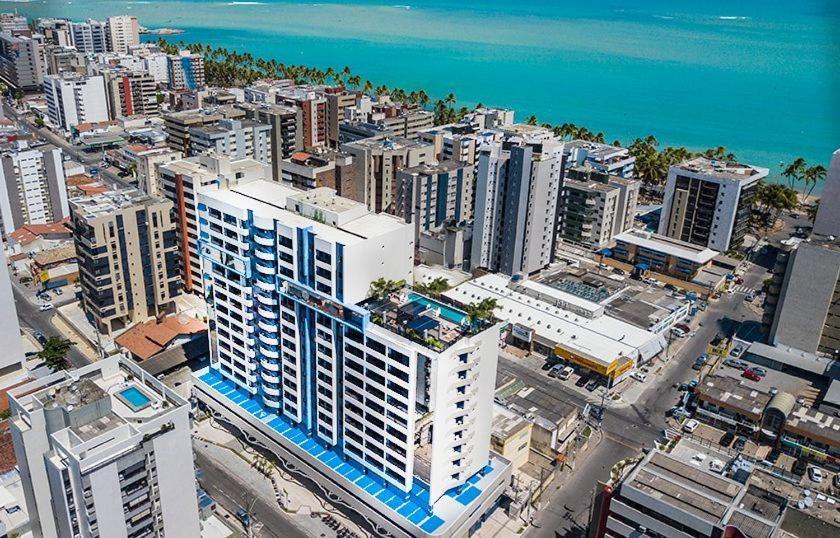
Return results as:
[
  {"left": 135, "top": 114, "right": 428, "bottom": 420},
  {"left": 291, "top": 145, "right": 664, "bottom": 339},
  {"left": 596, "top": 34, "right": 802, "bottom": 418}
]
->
[
  {"left": 71, "top": 189, "right": 180, "bottom": 334},
  {"left": 8, "top": 355, "right": 201, "bottom": 538},
  {"left": 105, "top": 15, "right": 140, "bottom": 54},
  {"left": 658, "top": 157, "right": 768, "bottom": 252},
  {"left": 43, "top": 73, "right": 109, "bottom": 131},
  {"left": 167, "top": 49, "right": 205, "bottom": 90},
  {"left": 0, "top": 141, "right": 69, "bottom": 237},
  {"left": 470, "top": 135, "right": 564, "bottom": 276},
  {"left": 193, "top": 180, "right": 511, "bottom": 537},
  {"left": 562, "top": 140, "right": 636, "bottom": 178}
]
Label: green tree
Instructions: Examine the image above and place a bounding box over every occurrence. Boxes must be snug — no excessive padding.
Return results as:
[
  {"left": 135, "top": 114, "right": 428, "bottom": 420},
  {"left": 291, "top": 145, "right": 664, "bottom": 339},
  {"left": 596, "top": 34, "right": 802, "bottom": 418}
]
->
[
  {"left": 525, "top": 114, "right": 538, "bottom": 126},
  {"left": 369, "top": 278, "right": 405, "bottom": 300},
  {"left": 803, "top": 164, "right": 827, "bottom": 199},
  {"left": 413, "top": 277, "right": 450, "bottom": 298},
  {"left": 38, "top": 337, "right": 74, "bottom": 372},
  {"left": 781, "top": 157, "right": 806, "bottom": 190},
  {"left": 465, "top": 298, "right": 497, "bottom": 325}
]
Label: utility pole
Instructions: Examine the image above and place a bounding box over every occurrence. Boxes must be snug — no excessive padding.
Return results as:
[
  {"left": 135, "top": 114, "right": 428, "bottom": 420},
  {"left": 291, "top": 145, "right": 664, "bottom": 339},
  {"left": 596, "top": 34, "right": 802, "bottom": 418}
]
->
[{"left": 242, "top": 494, "right": 258, "bottom": 538}]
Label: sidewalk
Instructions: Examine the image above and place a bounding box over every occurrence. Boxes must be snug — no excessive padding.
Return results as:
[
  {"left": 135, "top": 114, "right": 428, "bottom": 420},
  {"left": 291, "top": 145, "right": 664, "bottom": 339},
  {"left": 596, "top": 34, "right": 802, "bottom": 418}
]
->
[{"left": 55, "top": 302, "right": 115, "bottom": 358}]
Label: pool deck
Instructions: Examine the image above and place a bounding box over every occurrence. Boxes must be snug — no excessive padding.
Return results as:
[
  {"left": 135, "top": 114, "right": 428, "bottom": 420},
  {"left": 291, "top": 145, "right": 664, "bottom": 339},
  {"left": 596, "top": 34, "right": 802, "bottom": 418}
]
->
[{"left": 193, "top": 367, "right": 511, "bottom": 537}]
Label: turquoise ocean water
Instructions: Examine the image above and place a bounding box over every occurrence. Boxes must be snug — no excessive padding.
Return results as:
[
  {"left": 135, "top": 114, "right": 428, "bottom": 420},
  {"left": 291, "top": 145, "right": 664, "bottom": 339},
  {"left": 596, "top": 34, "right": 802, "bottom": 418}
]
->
[{"left": 5, "top": 0, "right": 839, "bottom": 185}]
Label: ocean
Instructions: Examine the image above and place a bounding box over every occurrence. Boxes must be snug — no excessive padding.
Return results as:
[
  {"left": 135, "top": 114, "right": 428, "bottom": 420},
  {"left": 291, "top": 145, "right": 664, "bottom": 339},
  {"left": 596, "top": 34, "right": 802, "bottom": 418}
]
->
[{"left": 5, "top": 0, "right": 839, "bottom": 185}]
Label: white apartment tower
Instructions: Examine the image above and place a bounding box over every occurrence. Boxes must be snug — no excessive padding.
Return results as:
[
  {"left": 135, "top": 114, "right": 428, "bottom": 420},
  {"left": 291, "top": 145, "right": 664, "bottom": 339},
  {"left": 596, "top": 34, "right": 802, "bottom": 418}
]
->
[
  {"left": 193, "top": 180, "right": 510, "bottom": 537},
  {"left": 9, "top": 355, "right": 201, "bottom": 538},
  {"left": 43, "top": 73, "right": 109, "bottom": 131},
  {"left": 105, "top": 15, "right": 140, "bottom": 54},
  {"left": 70, "top": 19, "right": 108, "bottom": 54},
  {"left": 0, "top": 141, "right": 69, "bottom": 237}
]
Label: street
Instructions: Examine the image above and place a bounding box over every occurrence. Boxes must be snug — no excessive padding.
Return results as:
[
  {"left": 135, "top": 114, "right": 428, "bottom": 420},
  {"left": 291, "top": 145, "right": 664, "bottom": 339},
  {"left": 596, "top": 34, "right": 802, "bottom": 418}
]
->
[{"left": 12, "top": 285, "right": 89, "bottom": 369}]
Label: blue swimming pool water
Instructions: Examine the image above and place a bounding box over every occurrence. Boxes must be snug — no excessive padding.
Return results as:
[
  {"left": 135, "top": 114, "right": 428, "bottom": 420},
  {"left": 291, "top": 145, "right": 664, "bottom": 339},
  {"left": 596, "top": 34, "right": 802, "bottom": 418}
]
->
[
  {"left": 408, "top": 293, "right": 468, "bottom": 325},
  {"left": 119, "top": 386, "right": 152, "bottom": 409}
]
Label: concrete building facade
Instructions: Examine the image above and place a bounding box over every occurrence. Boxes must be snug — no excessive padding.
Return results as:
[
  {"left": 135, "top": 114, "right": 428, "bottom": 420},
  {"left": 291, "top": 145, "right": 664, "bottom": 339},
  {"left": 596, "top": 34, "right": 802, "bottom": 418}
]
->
[
  {"left": 0, "top": 142, "right": 68, "bottom": 237},
  {"left": 0, "top": 32, "right": 47, "bottom": 91},
  {"left": 43, "top": 73, "right": 109, "bottom": 131},
  {"left": 189, "top": 118, "right": 272, "bottom": 165},
  {"left": 236, "top": 101, "right": 302, "bottom": 181}
]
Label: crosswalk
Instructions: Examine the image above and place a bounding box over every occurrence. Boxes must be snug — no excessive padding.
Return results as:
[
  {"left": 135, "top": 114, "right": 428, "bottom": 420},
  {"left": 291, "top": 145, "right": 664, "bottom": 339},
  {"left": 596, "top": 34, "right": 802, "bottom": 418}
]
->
[{"left": 731, "top": 285, "right": 755, "bottom": 295}]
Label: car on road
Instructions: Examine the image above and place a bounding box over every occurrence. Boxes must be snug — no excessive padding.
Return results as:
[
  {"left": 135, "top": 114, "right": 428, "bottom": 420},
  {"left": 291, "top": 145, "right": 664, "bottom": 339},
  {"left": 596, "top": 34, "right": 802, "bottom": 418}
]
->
[
  {"left": 677, "top": 380, "right": 698, "bottom": 392},
  {"left": 576, "top": 375, "right": 590, "bottom": 388},
  {"left": 39, "top": 303, "right": 54, "bottom": 312},
  {"left": 742, "top": 369, "right": 762, "bottom": 381},
  {"left": 745, "top": 294, "right": 755, "bottom": 302},
  {"left": 733, "top": 436, "right": 747, "bottom": 451},
  {"left": 631, "top": 371, "right": 647, "bottom": 383},
  {"left": 692, "top": 354, "right": 708, "bottom": 370},
  {"left": 808, "top": 466, "right": 824, "bottom": 483},
  {"left": 53, "top": 287, "right": 63, "bottom": 295},
  {"left": 730, "top": 346, "right": 744, "bottom": 357},
  {"left": 724, "top": 358, "right": 748, "bottom": 370},
  {"left": 719, "top": 431, "right": 735, "bottom": 447},
  {"left": 235, "top": 508, "right": 251, "bottom": 528},
  {"left": 585, "top": 379, "right": 599, "bottom": 392},
  {"left": 34, "top": 331, "right": 47, "bottom": 345},
  {"left": 682, "top": 419, "right": 700, "bottom": 433}
]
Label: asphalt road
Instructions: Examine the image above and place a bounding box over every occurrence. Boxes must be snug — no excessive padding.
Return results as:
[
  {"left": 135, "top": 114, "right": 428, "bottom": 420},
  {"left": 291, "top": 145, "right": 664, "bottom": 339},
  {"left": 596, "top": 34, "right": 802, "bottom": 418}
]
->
[
  {"left": 193, "top": 445, "right": 308, "bottom": 538},
  {"left": 12, "top": 285, "right": 89, "bottom": 369}
]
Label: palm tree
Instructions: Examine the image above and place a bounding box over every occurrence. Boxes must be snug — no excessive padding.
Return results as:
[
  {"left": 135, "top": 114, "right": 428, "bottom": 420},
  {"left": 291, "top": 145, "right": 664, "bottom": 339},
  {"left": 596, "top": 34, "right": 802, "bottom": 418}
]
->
[
  {"left": 782, "top": 157, "right": 806, "bottom": 189},
  {"left": 369, "top": 278, "right": 405, "bottom": 300},
  {"left": 444, "top": 92, "right": 457, "bottom": 106},
  {"left": 362, "top": 80, "right": 374, "bottom": 94},
  {"left": 465, "top": 298, "right": 497, "bottom": 326},
  {"left": 803, "top": 164, "right": 827, "bottom": 199},
  {"left": 348, "top": 74, "right": 361, "bottom": 88},
  {"left": 38, "top": 337, "right": 74, "bottom": 372},
  {"left": 525, "top": 114, "right": 538, "bottom": 126}
]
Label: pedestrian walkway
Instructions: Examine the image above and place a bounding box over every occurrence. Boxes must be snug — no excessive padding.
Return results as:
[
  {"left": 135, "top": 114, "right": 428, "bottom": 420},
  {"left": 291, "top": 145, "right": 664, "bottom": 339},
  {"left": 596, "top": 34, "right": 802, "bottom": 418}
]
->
[{"left": 730, "top": 285, "right": 755, "bottom": 295}]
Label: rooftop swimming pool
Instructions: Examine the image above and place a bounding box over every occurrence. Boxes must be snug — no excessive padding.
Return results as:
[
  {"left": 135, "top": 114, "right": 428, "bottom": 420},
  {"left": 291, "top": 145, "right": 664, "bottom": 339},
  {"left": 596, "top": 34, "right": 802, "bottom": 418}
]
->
[
  {"left": 117, "top": 386, "right": 152, "bottom": 411},
  {"left": 407, "top": 293, "right": 469, "bottom": 325}
]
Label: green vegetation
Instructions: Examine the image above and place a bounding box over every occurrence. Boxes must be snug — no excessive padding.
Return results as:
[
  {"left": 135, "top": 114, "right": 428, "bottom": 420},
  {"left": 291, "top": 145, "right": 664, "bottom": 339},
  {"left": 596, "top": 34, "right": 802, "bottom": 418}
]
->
[
  {"left": 38, "top": 336, "right": 74, "bottom": 372},
  {"left": 412, "top": 277, "right": 450, "bottom": 299},
  {"left": 753, "top": 182, "right": 798, "bottom": 231},
  {"left": 781, "top": 157, "right": 827, "bottom": 200},
  {"left": 368, "top": 278, "right": 405, "bottom": 300},
  {"left": 465, "top": 298, "right": 498, "bottom": 324}
]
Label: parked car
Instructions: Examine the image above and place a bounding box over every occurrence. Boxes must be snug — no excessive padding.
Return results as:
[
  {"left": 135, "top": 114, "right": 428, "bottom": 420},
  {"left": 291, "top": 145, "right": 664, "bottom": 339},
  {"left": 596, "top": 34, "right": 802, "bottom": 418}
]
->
[
  {"left": 745, "top": 294, "right": 755, "bottom": 302},
  {"left": 742, "top": 369, "right": 762, "bottom": 382},
  {"left": 53, "top": 287, "right": 63, "bottom": 295},
  {"left": 719, "top": 431, "right": 735, "bottom": 447},
  {"left": 730, "top": 346, "right": 744, "bottom": 357},
  {"left": 39, "top": 303, "right": 54, "bottom": 312},
  {"left": 683, "top": 419, "right": 700, "bottom": 433},
  {"left": 733, "top": 436, "right": 747, "bottom": 451},
  {"left": 692, "top": 355, "right": 707, "bottom": 370},
  {"left": 631, "top": 371, "right": 648, "bottom": 383},
  {"left": 576, "top": 375, "right": 590, "bottom": 388},
  {"left": 34, "top": 331, "right": 47, "bottom": 345},
  {"left": 671, "top": 327, "right": 687, "bottom": 338},
  {"left": 548, "top": 364, "right": 564, "bottom": 377},
  {"left": 724, "top": 358, "right": 748, "bottom": 370},
  {"left": 808, "top": 466, "right": 825, "bottom": 483},
  {"left": 585, "top": 379, "right": 599, "bottom": 392},
  {"left": 751, "top": 367, "right": 767, "bottom": 377},
  {"left": 557, "top": 366, "right": 574, "bottom": 381},
  {"left": 235, "top": 508, "right": 251, "bottom": 528},
  {"left": 675, "top": 323, "right": 691, "bottom": 333},
  {"left": 833, "top": 474, "right": 840, "bottom": 489}
]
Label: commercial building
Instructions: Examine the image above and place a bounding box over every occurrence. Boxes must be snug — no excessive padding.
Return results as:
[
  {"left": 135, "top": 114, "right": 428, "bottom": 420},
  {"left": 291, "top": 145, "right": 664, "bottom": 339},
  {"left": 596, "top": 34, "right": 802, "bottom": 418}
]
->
[
  {"left": 236, "top": 101, "right": 302, "bottom": 180},
  {"left": 162, "top": 106, "right": 245, "bottom": 155},
  {"left": 280, "top": 149, "right": 355, "bottom": 198},
  {"left": 658, "top": 157, "right": 768, "bottom": 252},
  {"left": 764, "top": 238, "right": 840, "bottom": 357},
  {"left": 193, "top": 180, "right": 510, "bottom": 537},
  {"left": 70, "top": 188, "right": 180, "bottom": 334},
  {"left": 0, "top": 32, "right": 47, "bottom": 91},
  {"left": 43, "top": 73, "right": 109, "bottom": 131},
  {"left": 557, "top": 166, "right": 639, "bottom": 249},
  {"left": 342, "top": 136, "right": 435, "bottom": 212},
  {"left": 394, "top": 160, "right": 474, "bottom": 245},
  {"left": 134, "top": 146, "right": 182, "bottom": 197},
  {"left": 167, "top": 50, "right": 205, "bottom": 90},
  {"left": 102, "top": 68, "right": 158, "bottom": 118},
  {"left": 105, "top": 15, "right": 139, "bottom": 54},
  {"left": 70, "top": 19, "right": 108, "bottom": 54},
  {"left": 611, "top": 229, "right": 718, "bottom": 281},
  {"left": 471, "top": 135, "right": 564, "bottom": 276},
  {"left": 562, "top": 140, "right": 636, "bottom": 178},
  {"left": 189, "top": 118, "right": 271, "bottom": 165},
  {"left": 8, "top": 354, "right": 201, "bottom": 538},
  {"left": 158, "top": 154, "right": 269, "bottom": 293},
  {"left": 0, "top": 141, "right": 68, "bottom": 237}
]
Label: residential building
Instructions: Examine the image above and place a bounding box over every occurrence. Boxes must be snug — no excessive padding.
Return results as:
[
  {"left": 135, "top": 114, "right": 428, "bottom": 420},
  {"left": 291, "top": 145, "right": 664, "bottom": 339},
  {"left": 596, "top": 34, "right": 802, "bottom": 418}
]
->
[
  {"left": 70, "top": 188, "right": 180, "bottom": 334},
  {"left": 43, "top": 73, "right": 109, "bottom": 131},
  {"left": 167, "top": 50, "right": 205, "bottom": 90},
  {"left": 275, "top": 86, "right": 327, "bottom": 149},
  {"left": 471, "top": 136, "right": 564, "bottom": 276},
  {"left": 8, "top": 355, "right": 201, "bottom": 538},
  {"left": 127, "top": 44, "right": 170, "bottom": 84},
  {"left": 0, "top": 13, "right": 28, "bottom": 35},
  {"left": 102, "top": 68, "right": 158, "bottom": 118},
  {"left": 338, "top": 121, "right": 393, "bottom": 145},
  {"left": 346, "top": 95, "right": 434, "bottom": 140},
  {"left": 162, "top": 106, "right": 245, "bottom": 155},
  {"left": 158, "top": 154, "right": 269, "bottom": 293},
  {"left": 236, "top": 101, "right": 302, "bottom": 180},
  {"left": 35, "top": 18, "right": 73, "bottom": 47},
  {"left": 193, "top": 179, "right": 510, "bottom": 537},
  {"left": 0, "top": 141, "right": 68, "bottom": 237},
  {"left": 105, "top": 15, "right": 139, "bottom": 54},
  {"left": 189, "top": 118, "right": 271, "bottom": 165},
  {"left": 813, "top": 149, "right": 840, "bottom": 237},
  {"left": 419, "top": 124, "right": 500, "bottom": 165},
  {"left": 70, "top": 19, "right": 108, "bottom": 54},
  {"left": 242, "top": 78, "right": 294, "bottom": 104},
  {"left": 557, "top": 166, "right": 639, "bottom": 249},
  {"left": 658, "top": 157, "right": 768, "bottom": 252},
  {"left": 0, "top": 32, "right": 47, "bottom": 91},
  {"left": 466, "top": 107, "right": 515, "bottom": 129},
  {"left": 417, "top": 225, "right": 472, "bottom": 270},
  {"left": 342, "top": 136, "right": 435, "bottom": 212},
  {"left": 611, "top": 229, "right": 718, "bottom": 281},
  {"left": 394, "top": 160, "right": 474, "bottom": 246},
  {"left": 134, "top": 146, "right": 182, "bottom": 197},
  {"left": 322, "top": 85, "right": 357, "bottom": 147},
  {"left": 45, "top": 45, "right": 86, "bottom": 76},
  {"left": 562, "top": 140, "right": 636, "bottom": 178},
  {"left": 280, "top": 149, "right": 355, "bottom": 198},
  {"left": 764, "top": 238, "right": 840, "bottom": 356},
  {"left": 0, "top": 239, "right": 24, "bottom": 375}
]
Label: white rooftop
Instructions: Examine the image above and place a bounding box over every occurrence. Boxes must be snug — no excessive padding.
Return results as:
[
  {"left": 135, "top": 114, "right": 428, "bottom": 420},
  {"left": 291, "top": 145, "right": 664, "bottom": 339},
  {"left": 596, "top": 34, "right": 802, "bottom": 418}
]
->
[{"left": 615, "top": 229, "right": 719, "bottom": 264}]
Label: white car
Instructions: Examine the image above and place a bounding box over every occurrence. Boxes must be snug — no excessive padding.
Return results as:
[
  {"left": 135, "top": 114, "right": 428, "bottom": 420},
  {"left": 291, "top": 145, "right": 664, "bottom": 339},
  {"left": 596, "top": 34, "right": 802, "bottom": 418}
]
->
[
  {"left": 557, "top": 366, "right": 574, "bottom": 381},
  {"left": 683, "top": 419, "right": 700, "bottom": 433},
  {"left": 631, "top": 371, "right": 648, "bottom": 383},
  {"left": 39, "top": 303, "right": 55, "bottom": 312},
  {"left": 808, "top": 466, "right": 824, "bottom": 483}
]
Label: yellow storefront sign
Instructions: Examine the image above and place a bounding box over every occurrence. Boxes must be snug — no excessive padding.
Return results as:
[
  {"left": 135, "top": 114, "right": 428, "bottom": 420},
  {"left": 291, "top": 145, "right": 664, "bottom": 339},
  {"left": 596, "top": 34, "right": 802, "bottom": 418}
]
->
[{"left": 554, "top": 345, "right": 632, "bottom": 379}]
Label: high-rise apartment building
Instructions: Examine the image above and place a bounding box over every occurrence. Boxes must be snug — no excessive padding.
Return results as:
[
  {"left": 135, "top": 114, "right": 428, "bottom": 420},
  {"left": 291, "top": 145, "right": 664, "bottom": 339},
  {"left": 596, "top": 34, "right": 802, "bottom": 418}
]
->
[
  {"left": 557, "top": 166, "right": 640, "bottom": 249},
  {"left": 71, "top": 189, "right": 180, "bottom": 334},
  {"left": 471, "top": 136, "right": 564, "bottom": 275},
  {"left": 102, "top": 68, "right": 158, "bottom": 118},
  {"left": 70, "top": 19, "right": 108, "bottom": 54},
  {"left": 236, "top": 101, "right": 302, "bottom": 180},
  {"left": 658, "top": 157, "right": 768, "bottom": 252},
  {"left": 813, "top": 149, "right": 840, "bottom": 237},
  {"left": 342, "top": 137, "right": 435, "bottom": 211},
  {"left": 167, "top": 50, "right": 205, "bottom": 90},
  {"left": 105, "top": 15, "right": 139, "bottom": 54},
  {"left": 0, "top": 13, "right": 29, "bottom": 35},
  {"left": 0, "top": 32, "right": 47, "bottom": 91},
  {"left": 35, "top": 18, "right": 73, "bottom": 47},
  {"left": 158, "top": 154, "right": 269, "bottom": 293},
  {"left": 43, "top": 73, "right": 109, "bottom": 131},
  {"left": 395, "top": 160, "right": 474, "bottom": 244},
  {"left": 563, "top": 140, "right": 636, "bottom": 178},
  {"left": 8, "top": 355, "right": 201, "bottom": 538},
  {"left": 322, "top": 85, "right": 358, "bottom": 147},
  {"left": 345, "top": 95, "right": 434, "bottom": 140},
  {"left": 280, "top": 149, "right": 355, "bottom": 198},
  {"left": 45, "top": 45, "right": 86, "bottom": 76},
  {"left": 189, "top": 118, "right": 271, "bottom": 165},
  {"left": 0, "top": 141, "right": 68, "bottom": 237},
  {"left": 135, "top": 146, "right": 182, "bottom": 197},
  {"left": 276, "top": 87, "right": 327, "bottom": 149},
  {"left": 419, "top": 124, "right": 500, "bottom": 165},
  {"left": 192, "top": 180, "right": 510, "bottom": 537},
  {"left": 162, "top": 106, "right": 245, "bottom": 155}
]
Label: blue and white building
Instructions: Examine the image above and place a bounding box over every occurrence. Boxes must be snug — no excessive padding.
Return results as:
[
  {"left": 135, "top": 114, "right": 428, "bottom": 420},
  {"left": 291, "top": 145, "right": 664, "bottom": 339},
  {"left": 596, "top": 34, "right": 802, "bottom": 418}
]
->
[{"left": 192, "top": 180, "right": 511, "bottom": 537}]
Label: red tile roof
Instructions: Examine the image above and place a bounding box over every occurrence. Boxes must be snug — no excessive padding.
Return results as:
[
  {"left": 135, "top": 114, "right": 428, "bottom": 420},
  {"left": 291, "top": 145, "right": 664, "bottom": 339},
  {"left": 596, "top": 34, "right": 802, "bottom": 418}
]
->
[{"left": 115, "top": 314, "right": 207, "bottom": 361}]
